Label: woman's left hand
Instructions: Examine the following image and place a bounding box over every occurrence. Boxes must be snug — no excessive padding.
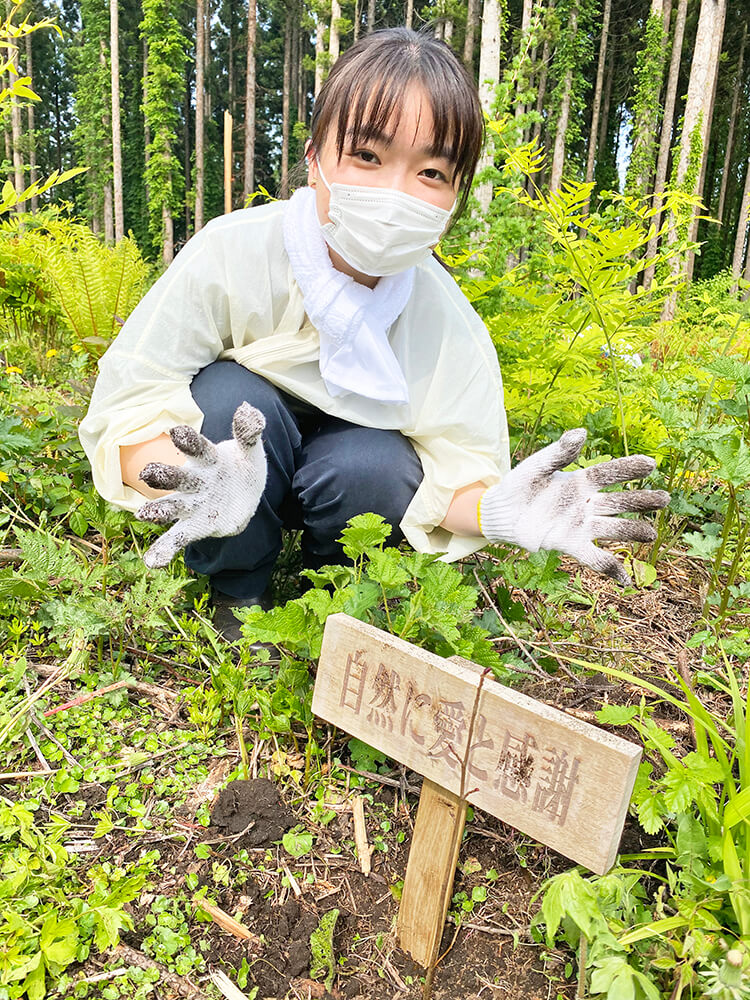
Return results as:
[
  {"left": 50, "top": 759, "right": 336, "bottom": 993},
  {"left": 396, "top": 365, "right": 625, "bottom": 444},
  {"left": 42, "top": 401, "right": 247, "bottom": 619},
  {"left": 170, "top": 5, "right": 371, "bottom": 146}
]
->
[{"left": 479, "top": 428, "right": 670, "bottom": 585}]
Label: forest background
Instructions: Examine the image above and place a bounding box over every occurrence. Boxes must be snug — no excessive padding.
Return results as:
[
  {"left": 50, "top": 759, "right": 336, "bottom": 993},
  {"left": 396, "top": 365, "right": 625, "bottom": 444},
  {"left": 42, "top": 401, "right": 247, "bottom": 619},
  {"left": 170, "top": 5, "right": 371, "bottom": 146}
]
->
[{"left": 4, "top": 0, "right": 750, "bottom": 294}]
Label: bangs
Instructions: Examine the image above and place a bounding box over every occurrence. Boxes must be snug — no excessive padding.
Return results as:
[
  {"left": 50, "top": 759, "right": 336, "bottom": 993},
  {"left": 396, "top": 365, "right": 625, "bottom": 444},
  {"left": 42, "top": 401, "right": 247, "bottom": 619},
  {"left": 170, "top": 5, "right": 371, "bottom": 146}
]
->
[{"left": 310, "top": 28, "right": 484, "bottom": 218}]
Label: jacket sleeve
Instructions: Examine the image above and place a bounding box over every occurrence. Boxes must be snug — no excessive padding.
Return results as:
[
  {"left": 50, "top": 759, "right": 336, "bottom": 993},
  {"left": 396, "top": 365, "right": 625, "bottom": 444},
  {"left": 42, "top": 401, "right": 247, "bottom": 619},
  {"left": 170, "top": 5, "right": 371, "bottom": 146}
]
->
[
  {"left": 395, "top": 265, "right": 511, "bottom": 560},
  {"left": 79, "top": 221, "right": 249, "bottom": 511}
]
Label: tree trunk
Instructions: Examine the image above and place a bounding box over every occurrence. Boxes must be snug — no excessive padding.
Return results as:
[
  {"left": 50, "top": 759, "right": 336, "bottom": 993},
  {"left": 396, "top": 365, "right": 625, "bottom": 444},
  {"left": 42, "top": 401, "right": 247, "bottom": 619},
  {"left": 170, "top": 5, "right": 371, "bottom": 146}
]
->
[
  {"left": 549, "top": 5, "right": 578, "bottom": 193},
  {"left": 354, "top": 0, "right": 360, "bottom": 40},
  {"left": 463, "top": 0, "right": 480, "bottom": 66},
  {"left": 24, "top": 32, "right": 37, "bottom": 211},
  {"left": 583, "top": 0, "right": 611, "bottom": 205},
  {"left": 717, "top": 23, "right": 746, "bottom": 224},
  {"left": 444, "top": 19, "right": 454, "bottom": 45},
  {"left": 243, "top": 0, "right": 256, "bottom": 199},
  {"left": 531, "top": 31, "right": 550, "bottom": 148},
  {"left": 143, "top": 38, "right": 151, "bottom": 203},
  {"left": 184, "top": 65, "right": 191, "bottom": 232},
  {"left": 228, "top": 0, "right": 234, "bottom": 117},
  {"left": 643, "top": 0, "right": 687, "bottom": 292},
  {"left": 195, "top": 0, "right": 205, "bottom": 229},
  {"left": 162, "top": 201, "right": 174, "bottom": 265},
  {"left": 8, "top": 40, "right": 23, "bottom": 196},
  {"left": 110, "top": 0, "right": 124, "bottom": 240},
  {"left": 475, "top": 0, "right": 502, "bottom": 215},
  {"left": 405, "top": 0, "right": 413, "bottom": 30},
  {"left": 626, "top": 0, "right": 666, "bottom": 199},
  {"left": 367, "top": 0, "right": 375, "bottom": 34},
  {"left": 685, "top": 0, "right": 727, "bottom": 280},
  {"left": 281, "top": 12, "right": 291, "bottom": 198},
  {"left": 661, "top": 0, "right": 726, "bottom": 319},
  {"left": 329, "top": 0, "right": 341, "bottom": 62},
  {"left": 104, "top": 181, "right": 114, "bottom": 243},
  {"left": 731, "top": 155, "right": 750, "bottom": 292},
  {"left": 314, "top": 16, "right": 325, "bottom": 96},
  {"left": 290, "top": 17, "right": 299, "bottom": 121},
  {"left": 297, "top": 16, "right": 307, "bottom": 125}
]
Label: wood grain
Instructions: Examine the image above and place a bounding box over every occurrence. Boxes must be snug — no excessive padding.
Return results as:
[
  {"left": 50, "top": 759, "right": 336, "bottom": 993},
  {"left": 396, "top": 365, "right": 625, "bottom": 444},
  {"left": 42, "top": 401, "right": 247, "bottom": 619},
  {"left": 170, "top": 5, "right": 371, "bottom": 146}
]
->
[
  {"left": 397, "top": 778, "right": 467, "bottom": 967},
  {"left": 313, "top": 614, "right": 642, "bottom": 874}
]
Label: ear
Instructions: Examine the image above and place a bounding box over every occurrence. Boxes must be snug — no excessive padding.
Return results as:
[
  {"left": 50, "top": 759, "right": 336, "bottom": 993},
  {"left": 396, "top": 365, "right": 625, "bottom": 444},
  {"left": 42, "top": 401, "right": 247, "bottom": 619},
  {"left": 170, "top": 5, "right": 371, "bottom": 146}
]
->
[{"left": 305, "top": 140, "right": 318, "bottom": 186}]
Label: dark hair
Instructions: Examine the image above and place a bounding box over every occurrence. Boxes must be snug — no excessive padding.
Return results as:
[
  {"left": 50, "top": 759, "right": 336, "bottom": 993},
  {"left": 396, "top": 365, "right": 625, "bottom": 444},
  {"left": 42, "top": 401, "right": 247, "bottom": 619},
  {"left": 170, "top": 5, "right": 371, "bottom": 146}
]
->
[{"left": 309, "top": 27, "right": 484, "bottom": 221}]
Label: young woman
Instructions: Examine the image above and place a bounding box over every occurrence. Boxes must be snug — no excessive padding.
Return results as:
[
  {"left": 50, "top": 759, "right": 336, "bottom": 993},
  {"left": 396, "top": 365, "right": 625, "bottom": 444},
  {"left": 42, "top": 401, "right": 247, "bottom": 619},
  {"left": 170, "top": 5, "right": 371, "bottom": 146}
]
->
[{"left": 79, "top": 27, "right": 668, "bottom": 634}]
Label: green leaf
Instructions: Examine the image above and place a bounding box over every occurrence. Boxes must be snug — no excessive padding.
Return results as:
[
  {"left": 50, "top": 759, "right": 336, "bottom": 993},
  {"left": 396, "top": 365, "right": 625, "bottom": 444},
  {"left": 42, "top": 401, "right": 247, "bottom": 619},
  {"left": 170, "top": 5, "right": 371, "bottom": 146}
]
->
[
  {"left": 539, "top": 870, "right": 600, "bottom": 945},
  {"left": 596, "top": 704, "right": 639, "bottom": 726},
  {"left": 338, "top": 513, "right": 391, "bottom": 560},
  {"left": 366, "top": 548, "right": 410, "bottom": 588},
  {"left": 282, "top": 828, "right": 314, "bottom": 859},
  {"left": 309, "top": 909, "right": 339, "bottom": 991},
  {"left": 40, "top": 913, "right": 79, "bottom": 966}
]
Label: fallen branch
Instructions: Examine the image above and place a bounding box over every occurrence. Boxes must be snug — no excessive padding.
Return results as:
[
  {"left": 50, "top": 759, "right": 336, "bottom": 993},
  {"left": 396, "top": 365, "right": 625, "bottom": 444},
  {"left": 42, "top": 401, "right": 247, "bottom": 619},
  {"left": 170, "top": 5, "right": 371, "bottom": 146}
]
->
[
  {"left": 209, "top": 969, "right": 251, "bottom": 1000},
  {"left": 352, "top": 795, "right": 371, "bottom": 876},
  {"left": 43, "top": 677, "right": 178, "bottom": 718},
  {"left": 112, "top": 943, "right": 207, "bottom": 999},
  {"left": 192, "top": 897, "right": 261, "bottom": 945},
  {"left": 0, "top": 547, "right": 22, "bottom": 565}
]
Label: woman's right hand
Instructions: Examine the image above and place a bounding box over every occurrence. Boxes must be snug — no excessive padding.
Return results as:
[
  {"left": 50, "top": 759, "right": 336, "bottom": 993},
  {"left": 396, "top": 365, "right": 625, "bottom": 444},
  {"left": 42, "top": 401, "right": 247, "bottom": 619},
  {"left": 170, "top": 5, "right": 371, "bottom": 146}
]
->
[{"left": 134, "top": 403, "right": 268, "bottom": 569}]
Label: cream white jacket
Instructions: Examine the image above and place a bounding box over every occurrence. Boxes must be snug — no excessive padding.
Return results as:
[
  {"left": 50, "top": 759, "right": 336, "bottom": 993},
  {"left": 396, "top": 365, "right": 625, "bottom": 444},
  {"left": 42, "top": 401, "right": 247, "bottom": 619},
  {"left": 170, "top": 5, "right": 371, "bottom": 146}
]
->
[{"left": 79, "top": 200, "right": 510, "bottom": 560}]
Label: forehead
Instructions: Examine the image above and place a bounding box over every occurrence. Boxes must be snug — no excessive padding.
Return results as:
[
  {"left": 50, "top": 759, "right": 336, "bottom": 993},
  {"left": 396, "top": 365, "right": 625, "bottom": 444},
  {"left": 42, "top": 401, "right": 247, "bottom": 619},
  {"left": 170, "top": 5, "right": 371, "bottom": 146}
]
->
[{"left": 338, "top": 84, "right": 455, "bottom": 160}]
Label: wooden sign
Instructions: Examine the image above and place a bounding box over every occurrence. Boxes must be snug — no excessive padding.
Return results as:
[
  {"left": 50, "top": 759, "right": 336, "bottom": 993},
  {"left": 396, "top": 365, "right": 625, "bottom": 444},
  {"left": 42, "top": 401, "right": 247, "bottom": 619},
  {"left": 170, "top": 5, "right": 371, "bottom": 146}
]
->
[{"left": 313, "top": 614, "right": 641, "bottom": 876}]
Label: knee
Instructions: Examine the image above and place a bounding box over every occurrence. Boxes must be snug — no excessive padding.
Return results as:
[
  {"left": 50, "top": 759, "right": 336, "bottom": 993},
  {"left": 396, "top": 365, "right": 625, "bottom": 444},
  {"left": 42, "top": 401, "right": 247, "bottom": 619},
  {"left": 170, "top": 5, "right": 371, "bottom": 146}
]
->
[
  {"left": 299, "top": 429, "right": 423, "bottom": 527},
  {"left": 190, "top": 362, "right": 292, "bottom": 444}
]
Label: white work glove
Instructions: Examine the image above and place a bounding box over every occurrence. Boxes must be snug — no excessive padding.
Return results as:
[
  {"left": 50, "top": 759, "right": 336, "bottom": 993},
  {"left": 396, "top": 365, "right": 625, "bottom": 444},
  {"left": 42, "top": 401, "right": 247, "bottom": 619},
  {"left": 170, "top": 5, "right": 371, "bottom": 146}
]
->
[
  {"left": 136, "top": 402, "right": 267, "bottom": 569},
  {"left": 479, "top": 428, "right": 670, "bottom": 585}
]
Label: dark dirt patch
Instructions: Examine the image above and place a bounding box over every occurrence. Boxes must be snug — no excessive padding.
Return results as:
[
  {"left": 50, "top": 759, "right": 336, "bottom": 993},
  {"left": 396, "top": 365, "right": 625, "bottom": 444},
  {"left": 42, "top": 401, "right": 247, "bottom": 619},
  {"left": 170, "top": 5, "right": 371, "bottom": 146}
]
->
[{"left": 209, "top": 778, "right": 295, "bottom": 848}]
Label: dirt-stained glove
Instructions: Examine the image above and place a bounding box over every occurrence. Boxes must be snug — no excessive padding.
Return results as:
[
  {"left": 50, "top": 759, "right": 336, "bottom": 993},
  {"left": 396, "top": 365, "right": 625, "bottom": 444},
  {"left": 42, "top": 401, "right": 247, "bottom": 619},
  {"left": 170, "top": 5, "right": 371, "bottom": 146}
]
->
[
  {"left": 136, "top": 402, "right": 267, "bottom": 569},
  {"left": 479, "top": 428, "right": 670, "bottom": 585}
]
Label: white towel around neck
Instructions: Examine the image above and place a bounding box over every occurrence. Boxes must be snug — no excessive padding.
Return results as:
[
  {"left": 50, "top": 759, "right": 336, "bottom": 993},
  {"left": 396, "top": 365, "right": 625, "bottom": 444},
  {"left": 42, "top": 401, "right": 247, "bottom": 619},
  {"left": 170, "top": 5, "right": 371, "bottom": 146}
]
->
[{"left": 282, "top": 186, "right": 414, "bottom": 405}]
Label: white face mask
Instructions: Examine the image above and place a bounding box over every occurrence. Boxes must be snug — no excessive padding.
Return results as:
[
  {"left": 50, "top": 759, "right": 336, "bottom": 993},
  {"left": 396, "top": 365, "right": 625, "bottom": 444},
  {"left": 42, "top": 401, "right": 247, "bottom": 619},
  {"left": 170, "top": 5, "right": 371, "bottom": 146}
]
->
[{"left": 315, "top": 158, "right": 455, "bottom": 277}]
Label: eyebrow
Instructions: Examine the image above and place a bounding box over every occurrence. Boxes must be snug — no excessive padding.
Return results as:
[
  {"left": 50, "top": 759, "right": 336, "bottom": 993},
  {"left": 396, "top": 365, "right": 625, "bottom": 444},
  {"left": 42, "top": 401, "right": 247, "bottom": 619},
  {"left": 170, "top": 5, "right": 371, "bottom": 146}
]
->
[{"left": 345, "top": 125, "right": 454, "bottom": 161}]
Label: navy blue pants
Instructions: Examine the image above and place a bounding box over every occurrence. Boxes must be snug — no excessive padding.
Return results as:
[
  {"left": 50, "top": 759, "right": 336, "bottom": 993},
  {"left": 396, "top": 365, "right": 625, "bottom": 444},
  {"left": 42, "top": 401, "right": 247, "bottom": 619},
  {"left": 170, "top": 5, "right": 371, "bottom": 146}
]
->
[{"left": 184, "top": 362, "right": 423, "bottom": 598}]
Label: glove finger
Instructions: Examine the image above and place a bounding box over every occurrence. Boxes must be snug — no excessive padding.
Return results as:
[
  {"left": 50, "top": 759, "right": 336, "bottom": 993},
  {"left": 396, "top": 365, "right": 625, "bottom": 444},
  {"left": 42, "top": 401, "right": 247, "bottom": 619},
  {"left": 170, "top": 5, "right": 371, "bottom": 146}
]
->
[
  {"left": 139, "top": 462, "right": 202, "bottom": 492},
  {"left": 519, "top": 428, "right": 588, "bottom": 480},
  {"left": 585, "top": 455, "right": 656, "bottom": 488},
  {"left": 232, "top": 402, "right": 266, "bottom": 452},
  {"left": 590, "top": 516, "right": 657, "bottom": 543},
  {"left": 136, "top": 494, "right": 193, "bottom": 524},
  {"left": 142, "top": 525, "right": 191, "bottom": 568},
  {"left": 575, "top": 541, "right": 631, "bottom": 586},
  {"left": 170, "top": 425, "right": 218, "bottom": 465},
  {"left": 593, "top": 489, "right": 670, "bottom": 515}
]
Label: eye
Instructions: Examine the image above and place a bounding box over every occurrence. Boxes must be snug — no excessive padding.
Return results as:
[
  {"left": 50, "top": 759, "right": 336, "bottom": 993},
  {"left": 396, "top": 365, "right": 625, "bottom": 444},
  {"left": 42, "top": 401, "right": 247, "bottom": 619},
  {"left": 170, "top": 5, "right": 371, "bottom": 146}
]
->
[
  {"left": 421, "top": 167, "right": 449, "bottom": 183},
  {"left": 351, "top": 149, "right": 380, "bottom": 164}
]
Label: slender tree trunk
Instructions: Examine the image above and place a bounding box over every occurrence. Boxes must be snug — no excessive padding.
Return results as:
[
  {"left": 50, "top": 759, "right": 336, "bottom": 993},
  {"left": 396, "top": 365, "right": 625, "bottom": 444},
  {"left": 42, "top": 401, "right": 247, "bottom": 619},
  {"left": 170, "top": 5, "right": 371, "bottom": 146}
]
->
[
  {"left": 626, "top": 0, "right": 666, "bottom": 199},
  {"left": 297, "top": 18, "right": 306, "bottom": 125},
  {"left": 463, "top": 0, "right": 480, "bottom": 66},
  {"left": 204, "top": 3, "right": 211, "bottom": 120},
  {"left": 110, "top": 0, "right": 124, "bottom": 240},
  {"left": 531, "top": 31, "right": 550, "bottom": 148},
  {"left": 184, "top": 66, "right": 191, "bottom": 232},
  {"left": 549, "top": 5, "right": 578, "bottom": 193},
  {"left": 405, "top": 0, "right": 413, "bottom": 30},
  {"left": 329, "top": 0, "right": 341, "bottom": 62},
  {"left": 476, "top": 0, "right": 502, "bottom": 215},
  {"left": 643, "top": 0, "right": 687, "bottom": 292},
  {"left": 353, "top": 0, "right": 360, "bottom": 40},
  {"left": 195, "top": 0, "right": 205, "bottom": 229},
  {"left": 228, "top": 0, "right": 234, "bottom": 117},
  {"left": 143, "top": 38, "right": 151, "bottom": 204},
  {"left": 685, "top": 0, "right": 726, "bottom": 280},
  {"left": 8, "top": 42, "right": 23, "bottom": 195},
  {"left": 661, "top": 0, "right": 727, "bottom": 320},
  {"left": 367, "top": 0, "right": 375, "bottom": 34},
  {"left": 732, "top": 156, "right": 750, "bottom": 292},
  {"left": 717, "top": 24, "right": 746, "bottom": 224},
  {"left": 104, "top": 182, "right": 114, "bottom": 243},
  {"left": 280, "top": 12, "right": 291, "bottom": 198},
  {"left": 290, "top": 17, "right": 299, "bottom": 120},
  {"left": 583, "top": 0, "right": 611, "bottom": 207},
  {"left": 243, "top": 0, "right": 256, "bottom": 199},
  {"left": 162, "top": 202, "right": 174, "bottom": 265},
  {"left": 314, "top": 15, "right": 325, "bottom": 96},
  {"left": 444, "top": 18, "right": 454, "bottom": 45},
  {"left": 25, "top": 32, "right": 38, "bottom": 211}
]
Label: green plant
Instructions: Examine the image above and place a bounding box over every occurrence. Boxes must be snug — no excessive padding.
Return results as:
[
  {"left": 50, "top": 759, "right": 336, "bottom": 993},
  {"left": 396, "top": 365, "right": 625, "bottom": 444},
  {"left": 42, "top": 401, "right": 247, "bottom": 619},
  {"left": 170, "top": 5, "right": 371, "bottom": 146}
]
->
[
  {"left": 0, "top": 801, "right": 153, "bottom": 999},
  {"left": 535, "top": 647, "right": 750, "bottom": 999}
]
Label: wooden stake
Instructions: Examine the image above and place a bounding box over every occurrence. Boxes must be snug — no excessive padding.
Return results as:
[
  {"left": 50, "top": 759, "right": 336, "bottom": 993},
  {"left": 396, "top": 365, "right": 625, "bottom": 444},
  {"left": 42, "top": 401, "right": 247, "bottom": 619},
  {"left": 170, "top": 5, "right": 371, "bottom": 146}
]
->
[
  {"left": 397, "top": 778, "right": 467, "bottom": 967},
  {"left": 352, "top": 794, "right": 371, "bottom": 876},
  {"left": 223, "top": 110, "right": 232, "bottom": 214}
]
